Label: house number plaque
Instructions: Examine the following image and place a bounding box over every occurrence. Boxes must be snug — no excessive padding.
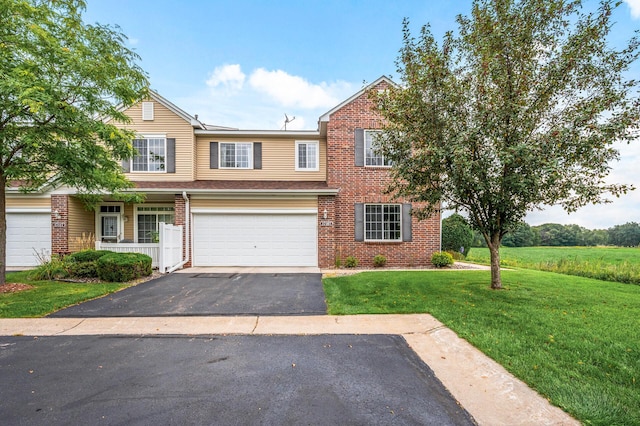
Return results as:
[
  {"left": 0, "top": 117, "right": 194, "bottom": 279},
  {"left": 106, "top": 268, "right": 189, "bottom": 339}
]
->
[{"left": 320, "top": 220, "right": 334, "bottom": 227}]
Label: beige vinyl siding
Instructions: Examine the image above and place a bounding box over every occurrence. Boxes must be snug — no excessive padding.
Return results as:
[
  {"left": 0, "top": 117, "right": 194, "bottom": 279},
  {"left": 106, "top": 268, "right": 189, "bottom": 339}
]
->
[
  {"left": 120, "top": 100, "right": 195, "bottom": 181},
  {"left": 196, "top": 136, "right": 327, "bottom": 181},
  {"left": 68, "top": 197, "right": 95, "bottom": 252},
  {"left": 123, "top": 204, "right": 135, "bottom": 240},
  {"left": 191, "top": 198, "right": 318, "bottom": 210},
  {"left": 5, "top": 197, "right": 51, "bottom": 209}
]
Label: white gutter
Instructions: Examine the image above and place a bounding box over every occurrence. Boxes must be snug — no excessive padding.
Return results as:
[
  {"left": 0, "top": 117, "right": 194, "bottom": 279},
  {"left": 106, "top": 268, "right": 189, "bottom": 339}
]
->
[
  {"left": 167, "top": 191, "right": 190, "bottom": 273},
  {"left": 127, "top": 188, "right": 340, "bottom": 196}
]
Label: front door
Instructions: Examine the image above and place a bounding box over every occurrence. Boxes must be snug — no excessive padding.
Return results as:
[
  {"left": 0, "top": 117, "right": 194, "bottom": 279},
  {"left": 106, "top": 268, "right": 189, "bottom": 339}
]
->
[{"left": 100, "top": 214, "right": 119, "bottom": 243}]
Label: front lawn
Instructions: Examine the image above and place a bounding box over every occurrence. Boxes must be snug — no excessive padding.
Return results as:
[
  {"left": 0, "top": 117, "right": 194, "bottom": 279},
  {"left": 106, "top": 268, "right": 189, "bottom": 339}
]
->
[
  {"left": 323, "top": 269, "right": 640, "bottom": 426},
  {"left": 0, "top": 271, "right": 133, "bottom": 317}
]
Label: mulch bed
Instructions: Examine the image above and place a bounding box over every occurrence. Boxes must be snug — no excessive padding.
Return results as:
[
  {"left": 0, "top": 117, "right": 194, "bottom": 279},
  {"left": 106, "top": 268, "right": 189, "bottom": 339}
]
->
[{"left": 0, "top": 283, "right": 35, "bottom": 294}]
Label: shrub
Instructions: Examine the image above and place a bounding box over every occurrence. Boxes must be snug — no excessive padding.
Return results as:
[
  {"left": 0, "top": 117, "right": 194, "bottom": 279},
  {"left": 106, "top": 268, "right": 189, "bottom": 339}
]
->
[
  {"left": 445, "top": 250, "right": 465, "bottom": 261},
  {"left": 66, "top": 260, "right": 99, "bottom": 278},
  {"left": 344, "top": 256, "right": 359, "bottom": 268},
  {"left": 431, "top": 251, "right": 454, "bottom": 268},
  {"left": 373, "top": 254, "right": 387, "bottom": 267},
  {"left": 28, "top": 255, "right": 68, "bottom": 280},
  {"left": 96, "top": 252, "right": 152, "bottom": 282},
  {"left": 442, "top": 214, "right": 473, "bottom": 257},
  {"left": 66, "top": 250, "right": 112, "bottom": 263}
]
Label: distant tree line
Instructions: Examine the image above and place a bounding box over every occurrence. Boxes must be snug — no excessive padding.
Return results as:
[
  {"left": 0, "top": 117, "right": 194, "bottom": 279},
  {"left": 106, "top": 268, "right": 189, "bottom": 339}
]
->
[{"left": 469, "top": 221, "right": 640, "bottom": 248}]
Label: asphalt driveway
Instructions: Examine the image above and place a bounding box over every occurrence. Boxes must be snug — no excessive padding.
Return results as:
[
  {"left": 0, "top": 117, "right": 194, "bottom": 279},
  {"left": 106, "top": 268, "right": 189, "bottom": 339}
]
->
[
  {"left": 49, "top": 273, "right": 327, "bottom": 317},
  {"left": 0, "top": 334, "right": 475, "bottom": 425}
]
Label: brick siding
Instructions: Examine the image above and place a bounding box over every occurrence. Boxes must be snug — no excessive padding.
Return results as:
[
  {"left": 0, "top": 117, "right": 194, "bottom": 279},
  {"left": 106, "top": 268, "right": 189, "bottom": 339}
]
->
[{"left": 51, "top": 194, "right": 69, "bottom": 255}]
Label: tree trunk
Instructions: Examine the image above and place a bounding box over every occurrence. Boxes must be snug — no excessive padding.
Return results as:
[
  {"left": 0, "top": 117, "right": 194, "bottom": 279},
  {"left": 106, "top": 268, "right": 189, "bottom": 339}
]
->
[
  {"left": 487, "top": 233, "right": 502, "bottom": 289},
  {"left": 0, "top": 175, "right": 6, "bottom": 286}
]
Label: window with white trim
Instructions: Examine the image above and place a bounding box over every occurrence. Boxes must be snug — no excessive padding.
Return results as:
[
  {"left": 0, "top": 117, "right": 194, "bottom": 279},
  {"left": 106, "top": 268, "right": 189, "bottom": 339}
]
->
[
  {"left": 220, "top": 142, "right": 252, "bottom": 169},
  {"left": 365, "top": 204, "right": 401, "bottom": 241},
  {"left": 132, "top": 137, "right": 166, "bottom": 172},
  {"left": 295, "top": 141, "right": 319, "bottom": 171},
  {"left": 365, "top": 130, "right": 392, "bottom": 167},
  {"left": 142, "top": 102, "right": 154, "bottom": 120},
  {"left": 136, "top": 206, "right": 175, "bottom": 243}
]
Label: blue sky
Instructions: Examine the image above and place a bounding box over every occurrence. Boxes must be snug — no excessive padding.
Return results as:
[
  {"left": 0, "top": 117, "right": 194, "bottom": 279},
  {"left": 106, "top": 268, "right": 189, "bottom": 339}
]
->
[{"left": 83, "top": 0, "right": 640, "bottom": 229}]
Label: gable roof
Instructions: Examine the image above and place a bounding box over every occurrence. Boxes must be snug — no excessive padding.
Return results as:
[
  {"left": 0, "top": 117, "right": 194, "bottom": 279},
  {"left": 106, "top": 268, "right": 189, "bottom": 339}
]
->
[
  {"left": 318, "top": 75, "right": 397, "bottom": 124},
  {"left": 146, "top": 90, "right": 205, "bottom": 129}
]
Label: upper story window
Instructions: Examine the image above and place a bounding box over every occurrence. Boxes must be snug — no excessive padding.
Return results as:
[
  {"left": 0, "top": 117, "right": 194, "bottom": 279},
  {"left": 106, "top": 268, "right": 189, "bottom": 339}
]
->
[
  {"left": 365, "top": 204, "right": 401, "bottom": 241},
  {"left": 295, "top": 141, "right": 319, "bottom": 171},
  {"left": 365, "top": 130, "right": 392, "bottom": 167},
  {"left": 220, "top": 142, "right": 252, "bottom": 169},
  {"left": 132, "top": 137, "right": 166, "bottom": 172}
]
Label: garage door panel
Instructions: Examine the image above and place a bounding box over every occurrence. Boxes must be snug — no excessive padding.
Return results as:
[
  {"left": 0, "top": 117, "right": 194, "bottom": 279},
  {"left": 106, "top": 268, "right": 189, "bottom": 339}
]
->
[
  {"left": 7, "top": 213, "right": 52, "bottom": 267},
  {"left": 193, "top": 213, "right": 317, "bottom": 267}
]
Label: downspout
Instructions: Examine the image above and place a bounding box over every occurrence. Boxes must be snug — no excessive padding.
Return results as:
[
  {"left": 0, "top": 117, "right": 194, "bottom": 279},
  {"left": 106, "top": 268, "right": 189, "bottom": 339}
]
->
[{"left": 167, "top": 191, "right": 190, "bottom": 273}]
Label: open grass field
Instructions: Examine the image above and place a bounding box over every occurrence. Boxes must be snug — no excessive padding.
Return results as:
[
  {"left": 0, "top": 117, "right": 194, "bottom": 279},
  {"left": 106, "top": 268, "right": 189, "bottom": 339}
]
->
[
  {"left": 466, "top": 246, "right": 640, "bottom": 284},
  {"left": 0, "top": 271, "right": 132, "bottom": 317},
  {"left": 323, "top": 269, "right": 640, "bottom": 426}
]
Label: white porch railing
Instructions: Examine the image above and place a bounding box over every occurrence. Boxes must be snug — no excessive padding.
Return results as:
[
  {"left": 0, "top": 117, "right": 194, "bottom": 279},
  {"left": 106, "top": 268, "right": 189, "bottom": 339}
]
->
[{"left": 95, "top": 223, "right": 184, "bottom": 273}]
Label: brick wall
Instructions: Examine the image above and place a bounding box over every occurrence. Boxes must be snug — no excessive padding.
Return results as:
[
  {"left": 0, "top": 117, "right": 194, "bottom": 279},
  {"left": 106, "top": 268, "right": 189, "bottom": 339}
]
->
[
  {"left": 323, "top": 80, "right": 441, "bottom": 268},
  {"left": 174, "top": 193, "right": 191, "bottom": 268},
  {"left": 51, "top": 194, "right": 69, "bottom": 255}
]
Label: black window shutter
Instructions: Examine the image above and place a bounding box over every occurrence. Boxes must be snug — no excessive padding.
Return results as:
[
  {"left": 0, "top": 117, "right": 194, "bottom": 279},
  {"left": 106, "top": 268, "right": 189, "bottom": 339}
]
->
[
  {"left": 166, "top": 138, "right": 176, "bottom": 173},
  {"left": 354, "top": 128, "right": 364, "bottom": 167},
  {"left": 354, "top": 203, "right": 364, "bottom": 241},
  {"left": 210, "top": 142, "right": 218, "bottom": 169},
  {"left": 253, "top": 142, "right": 262, "bottom": 169},
  {"left": 122, "top": 159, "right": 130, "bottom": 173},
  {"left": 402, "top": 203, "right": 412, "bottom": 242}
]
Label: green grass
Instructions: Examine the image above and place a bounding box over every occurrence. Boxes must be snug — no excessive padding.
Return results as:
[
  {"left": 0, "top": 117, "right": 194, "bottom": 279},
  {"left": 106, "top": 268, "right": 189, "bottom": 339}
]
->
[
  {"left": 1, "top": 271, "right": 132, "bottom": 317},
  {"left": 323, "top": 269, "right": 640, "bottom": 426},
  {"left": 466, "top": 246, "right": 640, "bottom": 285}
]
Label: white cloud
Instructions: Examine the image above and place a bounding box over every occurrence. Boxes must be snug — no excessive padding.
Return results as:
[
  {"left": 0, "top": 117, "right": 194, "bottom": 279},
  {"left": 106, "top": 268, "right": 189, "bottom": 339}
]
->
[
  {"left": 178, "top": 65, "right": 355, "bottom": 130},
  {"left": 206, "top": 64, "right": 246, "bottom": 90},
  {"left": 624, "top": 0, "right": 640, "bottom": 19},
  {"left": 248, "top": 68, "right": 348, "bottom": 109}
]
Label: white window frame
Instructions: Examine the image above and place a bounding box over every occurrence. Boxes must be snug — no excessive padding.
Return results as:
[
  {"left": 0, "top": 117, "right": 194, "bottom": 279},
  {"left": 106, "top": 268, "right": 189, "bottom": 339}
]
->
[
  {"left": 219, "top": 142, "right": 253, "bottom": 169},
  {"left": 134, "top": 205, "right": 176, "bottom": 243},
  {"left": 95, "top": 202, "right": 124, "bottom": 243},
  {"left": 364, "top": 203, "right": 402, "bottom": 242},
  {"left": 295, "top": 141, "right": 319, "bottom": 171},
  {"left": 364, "top": 130, "right": 392, "bottom": 167},
  {"left": 131, "top": 134, "right": 167, "bottom": 173}
]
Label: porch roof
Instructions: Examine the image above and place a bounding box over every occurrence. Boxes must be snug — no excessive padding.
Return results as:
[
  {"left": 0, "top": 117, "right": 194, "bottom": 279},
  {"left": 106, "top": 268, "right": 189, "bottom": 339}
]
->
[{"left": 130, "top": 180, "right": 339, "bottom": 195}]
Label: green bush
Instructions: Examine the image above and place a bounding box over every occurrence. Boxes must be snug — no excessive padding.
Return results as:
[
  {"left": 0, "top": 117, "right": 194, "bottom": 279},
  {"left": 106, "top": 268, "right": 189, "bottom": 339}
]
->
[
  {"left": 96, "top": 252, "right": 152, "bottom": 282},
  {"left": 66, "top": 250, "right": 112, "bottom": 263},
  {"left": 344, "top": 256, "right": 359, "bottom": 268},
  {"left": 66, "top": 260, "right": 99, "bottom": 278},
  {"left": 445, "top": 250, "right": 465, "bottom": 261},
  {"left": 373, "top": 254, "right": 387, "bottom": 267},
  {"left": 442, "top": 214, "right": 473, "bottom": 257},
  {"left": 431, "top": 251, "right": 454, "bottom": 268},
  {"left": 28, "top": 255, "right": 68, "bottom": 280}
]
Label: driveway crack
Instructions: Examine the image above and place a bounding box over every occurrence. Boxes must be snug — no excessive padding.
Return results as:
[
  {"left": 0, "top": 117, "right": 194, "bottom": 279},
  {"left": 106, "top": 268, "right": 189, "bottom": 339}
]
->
[
  {"left": 56, "top": 318, "right": 87, "bottom": 335},
  {"left": 251, "top": 316, "right": 259, "bottom": 334}
]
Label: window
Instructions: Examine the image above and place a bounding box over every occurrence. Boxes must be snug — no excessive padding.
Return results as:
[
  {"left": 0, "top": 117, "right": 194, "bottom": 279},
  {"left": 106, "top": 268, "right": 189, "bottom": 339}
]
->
[
  {"left": 295, "top": 141, "right": 319, "bottom": 171},
  {"left": 132, "top": 137, "right": 166, "bottom": 172},
  {"left": 220, "top": 142, "right": 252, "bottom": 169},
  {"left": 365, "top": 204, "right": 401, "bottom": 241},
  {"left": 365, "top": 130, "right": 391, "bottom": 167},
  {"left": 136, "top": 206, "right": 175, "bottom": 243}
]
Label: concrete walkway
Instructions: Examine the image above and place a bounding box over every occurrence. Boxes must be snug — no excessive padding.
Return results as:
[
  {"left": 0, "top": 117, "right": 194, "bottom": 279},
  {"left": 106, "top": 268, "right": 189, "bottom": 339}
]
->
[{"left": 0, "top": 313, "right": 578, "bottom": 426}]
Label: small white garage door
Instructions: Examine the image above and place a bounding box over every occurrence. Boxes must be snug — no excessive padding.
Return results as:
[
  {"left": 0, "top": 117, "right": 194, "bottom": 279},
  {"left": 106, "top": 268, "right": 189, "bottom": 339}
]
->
[
  {"left": 193, "top": 212, "right": 317, "bottom": 267},
  {"left": 7, "top": 212, "right": 52, "bottom": 267}
]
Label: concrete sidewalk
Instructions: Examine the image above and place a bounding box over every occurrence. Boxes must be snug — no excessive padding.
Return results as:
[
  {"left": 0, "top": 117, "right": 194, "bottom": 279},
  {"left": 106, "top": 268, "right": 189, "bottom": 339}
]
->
[{"left": 0, "top": 314, "right": 578, "bottom": 426}]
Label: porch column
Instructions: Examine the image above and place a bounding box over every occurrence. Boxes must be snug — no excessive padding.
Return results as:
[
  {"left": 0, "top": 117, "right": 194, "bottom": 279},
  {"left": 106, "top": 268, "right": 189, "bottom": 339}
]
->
[
  {"left": 51, "top": 195, "right": 69, "bottom": 256},
  {"left": 174, "top": 193, "right": 191, "bottom": 268}
]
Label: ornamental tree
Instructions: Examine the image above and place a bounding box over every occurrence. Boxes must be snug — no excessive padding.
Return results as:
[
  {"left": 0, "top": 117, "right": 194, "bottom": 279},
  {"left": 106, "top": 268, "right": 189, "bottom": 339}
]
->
[
  {"left": 374, "top": 0, "right": 639, "bottom": 289},
  {"left": 0, "top": 0, "right": 149, "bottom": 284}
]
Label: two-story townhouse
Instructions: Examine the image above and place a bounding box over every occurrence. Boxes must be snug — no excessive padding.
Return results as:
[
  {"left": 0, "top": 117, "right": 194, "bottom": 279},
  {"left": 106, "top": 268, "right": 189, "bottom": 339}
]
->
[{"left": 5, "top": 76, "right": 441, "bottom": 269}]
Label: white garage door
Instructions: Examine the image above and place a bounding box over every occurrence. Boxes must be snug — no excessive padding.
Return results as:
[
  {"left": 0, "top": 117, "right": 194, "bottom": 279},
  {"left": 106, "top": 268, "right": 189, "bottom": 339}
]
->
[
  {"left": 193, "top": 212, "right": 317, "bottom": 267},
  {"left": 7, "top": 212, "right": 52, "bottom": 267}
]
